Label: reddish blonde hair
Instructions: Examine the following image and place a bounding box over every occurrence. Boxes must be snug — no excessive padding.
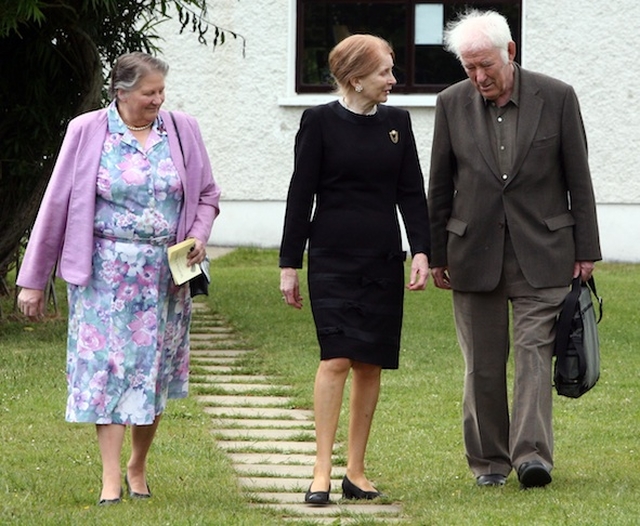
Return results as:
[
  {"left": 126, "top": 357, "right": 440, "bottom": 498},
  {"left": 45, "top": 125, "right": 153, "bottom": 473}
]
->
[{"left": 328, "top": 34, "right": 394, "bottom": 93}]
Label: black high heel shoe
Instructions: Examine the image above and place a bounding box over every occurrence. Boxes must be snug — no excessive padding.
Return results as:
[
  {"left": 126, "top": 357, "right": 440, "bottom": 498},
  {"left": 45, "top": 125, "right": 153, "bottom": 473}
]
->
[
  {"left": 341, "top": 476, "right": 383, "bottom": 500},
  {"left": 98, "top": 487, "right": 123, "bottom": 506},
  {"left": 304, "top": 483, "right": 331, "bottom": 505},
  {"left": 125, "top": 474, "right": 152, "bottom": 499}
]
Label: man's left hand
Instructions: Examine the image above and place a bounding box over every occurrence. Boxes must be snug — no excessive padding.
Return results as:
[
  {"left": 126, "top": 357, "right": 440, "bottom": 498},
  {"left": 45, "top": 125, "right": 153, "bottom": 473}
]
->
[{"left": 573, "top": 261, "right": 595, "bottom": 282}]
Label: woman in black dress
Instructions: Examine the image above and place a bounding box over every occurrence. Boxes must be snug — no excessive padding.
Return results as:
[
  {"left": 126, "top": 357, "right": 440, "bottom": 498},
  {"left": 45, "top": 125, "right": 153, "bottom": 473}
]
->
[{"left": 279, "top": 34, "right": 431, "bottom": 504}]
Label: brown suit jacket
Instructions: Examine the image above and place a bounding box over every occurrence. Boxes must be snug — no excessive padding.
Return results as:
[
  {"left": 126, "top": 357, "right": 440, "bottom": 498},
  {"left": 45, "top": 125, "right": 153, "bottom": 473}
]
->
[{"left": 428, "top": 66, "right": 601, "bottom": 292}]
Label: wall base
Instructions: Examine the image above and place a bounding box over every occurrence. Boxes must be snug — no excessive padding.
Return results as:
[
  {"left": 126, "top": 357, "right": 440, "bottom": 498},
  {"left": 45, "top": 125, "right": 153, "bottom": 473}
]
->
[{"left": 209, "top": 201, "right": 639, "bottom": 263}]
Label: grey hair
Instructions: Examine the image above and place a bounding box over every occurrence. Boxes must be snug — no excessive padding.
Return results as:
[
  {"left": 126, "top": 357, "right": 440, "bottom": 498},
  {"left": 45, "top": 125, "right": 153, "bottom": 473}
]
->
[
  {"left": 444, "top": 9, "right": 512, "bottom": 65},
  {"left": 108, "top": 52, "right": 169, "bottom": 100}
]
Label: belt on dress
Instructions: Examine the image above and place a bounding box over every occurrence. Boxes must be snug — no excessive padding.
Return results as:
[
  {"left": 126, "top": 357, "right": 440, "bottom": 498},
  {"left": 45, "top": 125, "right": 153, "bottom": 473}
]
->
[
  {"left": 309, "top": 248, "right": 407, "bottom": 261},
  {"left": 94, "top": 232, "right": 175, "bottom": 246}
]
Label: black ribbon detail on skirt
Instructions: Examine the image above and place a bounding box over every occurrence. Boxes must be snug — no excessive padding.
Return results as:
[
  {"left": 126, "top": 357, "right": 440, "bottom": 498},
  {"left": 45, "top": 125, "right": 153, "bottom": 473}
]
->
[{"left": 316, "top": 325, "right": 398, "bottom": 346}]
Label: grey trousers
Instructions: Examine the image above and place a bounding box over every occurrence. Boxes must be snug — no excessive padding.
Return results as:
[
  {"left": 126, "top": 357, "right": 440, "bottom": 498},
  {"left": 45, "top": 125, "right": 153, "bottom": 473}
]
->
[{"left": 452, "top": 238, "right": 567, "bottom": 477}]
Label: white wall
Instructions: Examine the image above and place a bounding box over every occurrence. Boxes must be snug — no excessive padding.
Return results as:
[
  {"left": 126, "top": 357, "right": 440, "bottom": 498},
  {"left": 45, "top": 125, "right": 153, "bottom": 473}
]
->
[{"left": 158, "top": 0, "right": 640, "bottom": 261}]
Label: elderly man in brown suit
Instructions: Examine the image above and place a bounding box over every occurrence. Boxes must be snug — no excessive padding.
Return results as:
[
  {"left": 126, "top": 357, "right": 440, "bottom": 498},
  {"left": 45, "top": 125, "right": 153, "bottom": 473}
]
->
[{"left": 427, "top": 10, "right": 601, "bottom": 489}]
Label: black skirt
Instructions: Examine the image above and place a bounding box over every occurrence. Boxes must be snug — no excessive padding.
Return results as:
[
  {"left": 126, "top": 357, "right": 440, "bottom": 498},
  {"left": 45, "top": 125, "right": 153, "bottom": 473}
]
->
[{"left": 307, "top": 248, "right": 406, "bottom": 369}]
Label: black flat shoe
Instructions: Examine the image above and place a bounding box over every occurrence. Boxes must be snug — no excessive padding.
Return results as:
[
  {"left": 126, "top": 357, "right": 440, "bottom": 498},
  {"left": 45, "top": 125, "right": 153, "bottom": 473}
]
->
[
  {"left": 518, "top": 460, "right": 552, "bottom": 489},
  {"left": 304, "top": 483, "right": 331, "bottom": 505},
  {"left": 476, "top": 474, "right": 507, "bottom": 486},
  {"left": 98, "top": 488, "right": 123, "bottom": 506},
  {"left": 125, "top": 474, "right": 152, "bottom": 499},
  {"left": 341, "top": 476, "right": 383, "bottom": 500}
]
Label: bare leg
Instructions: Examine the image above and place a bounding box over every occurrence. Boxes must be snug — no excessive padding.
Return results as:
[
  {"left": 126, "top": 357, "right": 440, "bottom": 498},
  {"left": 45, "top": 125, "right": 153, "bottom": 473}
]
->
[
  {"left": 96, "top": 423, "right": 126, "bottom": 500},
  {"left": 311, "top": 358, "right": 351, "bottom": 492},
  {"left": 127, "top": 415, "right": 162, "bottom": 494},
  {"left": 345, "top": 361, "right": 381, "bottom": 491}
]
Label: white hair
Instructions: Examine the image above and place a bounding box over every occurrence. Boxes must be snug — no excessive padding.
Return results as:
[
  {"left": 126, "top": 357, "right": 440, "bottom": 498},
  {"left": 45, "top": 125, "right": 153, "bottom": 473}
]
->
[
  {"left": 444, "top": 9, "right": 513, "bottom": 64},
  {"left": 108, "top": 52, "right": 169, "bottom": 100}
]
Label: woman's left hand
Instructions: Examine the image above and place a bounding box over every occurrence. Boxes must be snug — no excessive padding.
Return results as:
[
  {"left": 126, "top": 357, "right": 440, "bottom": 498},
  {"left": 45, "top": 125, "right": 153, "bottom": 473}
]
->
[
  {"left": 280, "top": 267, "right": 303, "bottom": 309},
  {"left": 407, "top": 253, "right": 430, "bottom": 291},
  {"left": 187, "top": 238, "right": 207, "bottom": 267}
]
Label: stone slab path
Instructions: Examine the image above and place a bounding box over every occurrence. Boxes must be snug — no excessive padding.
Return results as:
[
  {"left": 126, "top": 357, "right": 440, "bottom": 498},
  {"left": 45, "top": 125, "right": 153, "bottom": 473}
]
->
[{"left": 189, "top": 300, "right": 404, "bottom": 524}]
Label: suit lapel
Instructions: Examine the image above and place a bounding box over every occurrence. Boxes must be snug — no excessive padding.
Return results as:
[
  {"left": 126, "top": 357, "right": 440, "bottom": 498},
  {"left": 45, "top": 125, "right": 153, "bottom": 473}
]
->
[
  {"left": 512, "top": 69, "right": 543, "bottom": 179},
  {"left": 464, "top": 89, "right": 501, "bottom": 179}
]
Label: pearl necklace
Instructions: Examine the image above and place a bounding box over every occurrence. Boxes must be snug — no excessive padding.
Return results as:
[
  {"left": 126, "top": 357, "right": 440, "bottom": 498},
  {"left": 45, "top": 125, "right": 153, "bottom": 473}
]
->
[{"left": 125, "top": 121, "right": 153, "bottom": 131}]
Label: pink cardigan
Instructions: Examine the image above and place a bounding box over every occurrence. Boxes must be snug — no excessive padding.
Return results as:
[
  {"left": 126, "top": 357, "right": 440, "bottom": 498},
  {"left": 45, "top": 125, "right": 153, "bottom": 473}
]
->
[{"left": 17, "top": 108, "right": 221, "bottom": 289}]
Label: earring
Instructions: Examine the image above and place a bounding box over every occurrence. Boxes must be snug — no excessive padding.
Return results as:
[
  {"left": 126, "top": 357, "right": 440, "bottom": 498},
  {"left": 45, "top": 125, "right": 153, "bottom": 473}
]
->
[{"left": 355, "top": 84, "right": 363, "bottom": 93}]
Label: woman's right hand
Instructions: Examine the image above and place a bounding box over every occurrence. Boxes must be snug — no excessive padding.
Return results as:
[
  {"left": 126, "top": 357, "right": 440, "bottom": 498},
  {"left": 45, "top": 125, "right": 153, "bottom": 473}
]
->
[
  {"left": 280, "top": 267, "right": 303, "bottom": 309},
  {"left": 17, "top": 288, "right": 46, "bottom": 319}
]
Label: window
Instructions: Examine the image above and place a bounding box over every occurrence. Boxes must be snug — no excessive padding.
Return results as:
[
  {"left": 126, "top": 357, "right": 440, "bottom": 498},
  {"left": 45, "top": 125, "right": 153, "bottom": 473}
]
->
[{"left": 296, "top": 0, "right": 522, "bottom": 94}]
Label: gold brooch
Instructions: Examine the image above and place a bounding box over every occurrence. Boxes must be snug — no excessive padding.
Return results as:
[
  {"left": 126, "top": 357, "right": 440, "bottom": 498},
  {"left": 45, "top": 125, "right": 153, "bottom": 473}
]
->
[{"left": 389, "top": 130, "right": 399, "bottom": 144}]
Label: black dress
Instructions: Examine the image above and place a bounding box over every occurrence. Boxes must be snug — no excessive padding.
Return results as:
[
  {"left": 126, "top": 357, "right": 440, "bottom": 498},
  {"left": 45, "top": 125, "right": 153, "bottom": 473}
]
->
[{"left": 279, "top": 101, "right": 430, "bottom": 369}]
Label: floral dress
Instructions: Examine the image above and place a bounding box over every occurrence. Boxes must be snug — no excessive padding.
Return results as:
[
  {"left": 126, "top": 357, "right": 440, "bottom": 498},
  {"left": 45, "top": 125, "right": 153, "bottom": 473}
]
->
[{"left": 65, "top": 102, "right": 191, "bottom": 425}]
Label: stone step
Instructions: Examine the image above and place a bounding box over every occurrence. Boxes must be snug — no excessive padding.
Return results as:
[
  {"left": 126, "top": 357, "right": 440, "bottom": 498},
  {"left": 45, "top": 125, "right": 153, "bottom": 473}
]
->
[
  {"left": 213, "top": 428, "right": 314, "bottom": 440},
  {"left": 197, "top": 395, "right": 293, "bottom": 407},
  {"left": 212, "top": 418, "right": 313, "bottom": 429},
  {"left": 190, "top": 327, "right": 234, "bottom": 334},
  {"left": 191, "top": 356, "right": 239, "bottom": 365},
  {"left": 229, "top": 453, "right": 317, "bottom": 465},
  {"left": 197, "top": 383, "right": 286, "bottom": 394},
  {"left": 254, "top": 502, "right": 402, "bottom": 516},
  {"left": 191, "top": 332, "right": 238, "bottom": 340},
  {"left": 249, "top": 491, "right": 323, "bottom": 504},
  {"left": 191, "top": 319, "right": 227, "bottom": 327},
  {"left": 233, "top": 464, "right": 346, "bottom": 478},
  {"left": 193, "top": 365, "right": 236, "bottom": 373},
  {"left": 203, "top": 407, "right": 312, "bottom": 420},
  {"left": 191, "top": 375, "right": 270, "bottom": 383},
  {"left": 195, "top": 341, "right": 243, "bottom": 348},
  {"left": 217, "top": 441, "right": 319, "bottom": 453},
  {"left": 281, "top": 519, "right": 403, "bottom": 524},
  {"left": 191, "top": 350, "right": 252, "bottom": 358},
  {"left": 238, "top": 476, "right": 315, "bottom": 491}
]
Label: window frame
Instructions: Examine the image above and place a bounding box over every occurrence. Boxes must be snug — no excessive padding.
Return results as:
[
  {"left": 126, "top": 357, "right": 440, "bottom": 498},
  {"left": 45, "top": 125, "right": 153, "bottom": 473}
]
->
[{"left": 294, "top": 0, "right": 522, "bottom": 95}]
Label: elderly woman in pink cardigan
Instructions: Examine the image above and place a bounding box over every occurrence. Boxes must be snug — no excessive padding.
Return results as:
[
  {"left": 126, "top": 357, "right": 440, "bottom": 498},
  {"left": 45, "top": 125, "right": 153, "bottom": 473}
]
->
[{"left": 16, "top": 52, "right": 221, "bottom": 505}]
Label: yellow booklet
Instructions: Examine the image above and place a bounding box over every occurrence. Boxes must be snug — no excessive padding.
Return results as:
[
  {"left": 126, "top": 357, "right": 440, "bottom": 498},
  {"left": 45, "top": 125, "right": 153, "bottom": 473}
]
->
[{"left": 167, "top": 238, "right": 202, "bottom": 285}]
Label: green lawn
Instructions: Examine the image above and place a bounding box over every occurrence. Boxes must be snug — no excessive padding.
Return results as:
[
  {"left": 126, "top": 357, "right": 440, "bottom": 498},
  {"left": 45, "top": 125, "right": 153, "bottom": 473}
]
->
[{"left": 1, "top": 248, "right": 639, "bottom": 525}]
